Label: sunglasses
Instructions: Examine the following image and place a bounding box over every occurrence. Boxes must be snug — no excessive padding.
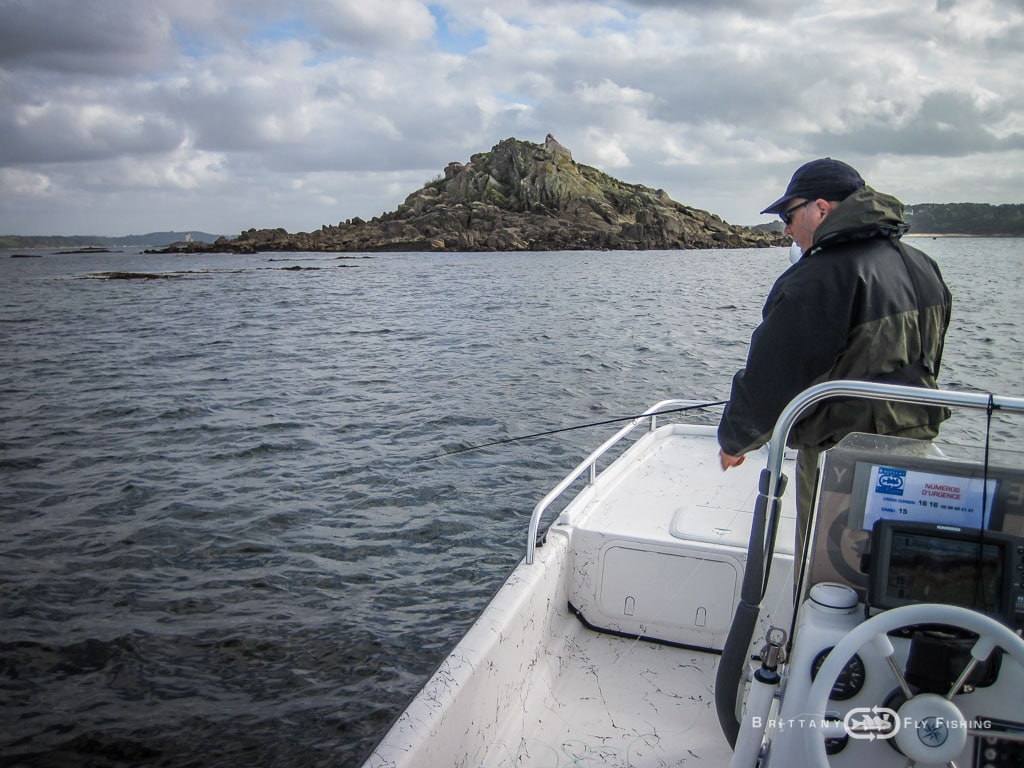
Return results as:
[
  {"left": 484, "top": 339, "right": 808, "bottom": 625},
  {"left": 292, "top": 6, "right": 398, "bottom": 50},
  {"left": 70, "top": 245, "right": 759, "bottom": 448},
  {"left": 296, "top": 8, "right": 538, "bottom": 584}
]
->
[{"left": 781, "top": 199, "right": 813, "bottom": 225}]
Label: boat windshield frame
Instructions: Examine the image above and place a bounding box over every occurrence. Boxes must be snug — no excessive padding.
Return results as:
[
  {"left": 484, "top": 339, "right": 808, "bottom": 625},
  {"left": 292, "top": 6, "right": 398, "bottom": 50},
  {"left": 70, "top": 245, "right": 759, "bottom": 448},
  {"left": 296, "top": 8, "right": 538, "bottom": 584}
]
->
[{"left": 755, "top": 380, "right": 1024, "bottom": 602}]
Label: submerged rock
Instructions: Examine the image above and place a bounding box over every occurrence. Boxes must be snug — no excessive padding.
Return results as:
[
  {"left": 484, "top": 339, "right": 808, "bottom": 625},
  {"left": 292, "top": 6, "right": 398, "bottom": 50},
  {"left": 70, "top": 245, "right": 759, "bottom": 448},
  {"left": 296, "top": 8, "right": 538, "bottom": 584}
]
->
[{"left": 82, "top": 272, "right": 181, "bottom": 280}]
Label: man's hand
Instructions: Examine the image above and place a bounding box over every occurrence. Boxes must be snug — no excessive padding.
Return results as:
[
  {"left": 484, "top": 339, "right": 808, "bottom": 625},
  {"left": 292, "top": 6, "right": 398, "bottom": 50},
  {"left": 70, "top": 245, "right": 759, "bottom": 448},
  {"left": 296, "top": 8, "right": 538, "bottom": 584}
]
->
[{"left": 719, "top": 450, "right": 745, "bottom": 470}]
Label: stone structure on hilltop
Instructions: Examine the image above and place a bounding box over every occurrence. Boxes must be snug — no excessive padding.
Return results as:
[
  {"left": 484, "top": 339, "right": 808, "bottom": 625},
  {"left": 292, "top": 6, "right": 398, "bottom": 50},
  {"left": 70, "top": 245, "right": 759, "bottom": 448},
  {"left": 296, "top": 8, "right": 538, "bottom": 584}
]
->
[
  {"left": 545, "top": 133, "right": 572, "bottom": 162},
  {"left": 160, "top": 136, "right": 787, "bottom": 254}
]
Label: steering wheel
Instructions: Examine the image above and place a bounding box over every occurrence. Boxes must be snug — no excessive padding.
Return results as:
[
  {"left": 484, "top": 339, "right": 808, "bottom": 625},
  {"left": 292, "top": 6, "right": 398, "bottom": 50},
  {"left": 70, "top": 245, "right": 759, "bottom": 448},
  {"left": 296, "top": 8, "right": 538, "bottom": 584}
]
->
[{"left": 804, "top": 603, "right": 1024, "bottom": 768}]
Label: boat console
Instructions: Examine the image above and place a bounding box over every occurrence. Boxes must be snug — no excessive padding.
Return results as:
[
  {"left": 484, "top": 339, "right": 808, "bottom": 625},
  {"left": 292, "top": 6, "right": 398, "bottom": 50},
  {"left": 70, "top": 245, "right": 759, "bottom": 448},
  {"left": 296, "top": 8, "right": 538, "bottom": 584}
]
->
[{"left": 750, "top": 429, "right": 1024, "bottom": 767}]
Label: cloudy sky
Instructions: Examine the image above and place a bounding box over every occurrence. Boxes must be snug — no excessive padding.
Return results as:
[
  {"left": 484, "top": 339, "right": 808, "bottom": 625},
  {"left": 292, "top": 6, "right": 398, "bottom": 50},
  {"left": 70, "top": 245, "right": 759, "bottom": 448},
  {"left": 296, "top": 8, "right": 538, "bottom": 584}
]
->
[{"left": 2, "top": 0, "right": 1022, "bottom": 236}]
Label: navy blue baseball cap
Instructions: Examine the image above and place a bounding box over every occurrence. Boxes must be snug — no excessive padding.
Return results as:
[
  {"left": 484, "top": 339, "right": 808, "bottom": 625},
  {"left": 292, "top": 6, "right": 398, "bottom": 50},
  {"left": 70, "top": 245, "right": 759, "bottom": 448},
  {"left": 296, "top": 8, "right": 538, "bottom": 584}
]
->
[{"left": 761, "top": 158, "right": 865, "bottom": 215}]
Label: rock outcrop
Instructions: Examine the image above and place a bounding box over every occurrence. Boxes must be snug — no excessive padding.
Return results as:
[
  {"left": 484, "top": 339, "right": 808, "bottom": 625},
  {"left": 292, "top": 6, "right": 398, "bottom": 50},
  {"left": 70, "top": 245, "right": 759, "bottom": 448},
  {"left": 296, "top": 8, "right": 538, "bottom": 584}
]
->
[{"left": 163, "top": 136, "right": 787, "bottom": 253}]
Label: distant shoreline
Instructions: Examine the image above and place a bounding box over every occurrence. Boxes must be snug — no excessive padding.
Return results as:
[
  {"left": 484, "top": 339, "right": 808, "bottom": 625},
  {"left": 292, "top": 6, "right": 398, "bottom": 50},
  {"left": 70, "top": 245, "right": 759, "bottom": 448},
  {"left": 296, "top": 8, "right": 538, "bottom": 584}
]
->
[{"left": 904, "top": 233, "right": 1022, "bottom": 238}]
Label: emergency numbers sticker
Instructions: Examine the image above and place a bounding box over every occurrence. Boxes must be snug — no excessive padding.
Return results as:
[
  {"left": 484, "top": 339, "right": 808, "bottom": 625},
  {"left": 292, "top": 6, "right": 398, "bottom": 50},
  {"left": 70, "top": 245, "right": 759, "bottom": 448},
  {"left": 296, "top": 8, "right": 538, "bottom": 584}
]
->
[{"left": 862, "top": 465, "right": 997, "bottom": 530}]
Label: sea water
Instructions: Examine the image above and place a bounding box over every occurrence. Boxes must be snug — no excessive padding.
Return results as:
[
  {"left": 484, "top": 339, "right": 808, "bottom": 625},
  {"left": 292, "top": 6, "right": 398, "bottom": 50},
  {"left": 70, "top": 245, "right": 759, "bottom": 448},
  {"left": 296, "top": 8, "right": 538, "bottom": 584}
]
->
[{"left": 1, "top": 240, "right": 1021, "bottom": 766}]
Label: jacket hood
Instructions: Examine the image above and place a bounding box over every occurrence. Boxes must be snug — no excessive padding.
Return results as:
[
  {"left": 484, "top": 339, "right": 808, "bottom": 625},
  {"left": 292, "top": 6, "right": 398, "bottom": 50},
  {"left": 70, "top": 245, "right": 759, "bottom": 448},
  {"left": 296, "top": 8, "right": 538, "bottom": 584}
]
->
[{"left": 808, "top": 186, "right": 908, "bottom": 255}]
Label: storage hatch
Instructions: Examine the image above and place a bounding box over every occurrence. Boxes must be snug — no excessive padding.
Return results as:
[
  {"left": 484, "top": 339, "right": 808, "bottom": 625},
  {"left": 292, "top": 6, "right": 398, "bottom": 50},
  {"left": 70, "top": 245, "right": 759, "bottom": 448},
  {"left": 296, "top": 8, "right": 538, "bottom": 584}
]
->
[{"left": 598, "top": 546, "right": 739, "bottom": 633}]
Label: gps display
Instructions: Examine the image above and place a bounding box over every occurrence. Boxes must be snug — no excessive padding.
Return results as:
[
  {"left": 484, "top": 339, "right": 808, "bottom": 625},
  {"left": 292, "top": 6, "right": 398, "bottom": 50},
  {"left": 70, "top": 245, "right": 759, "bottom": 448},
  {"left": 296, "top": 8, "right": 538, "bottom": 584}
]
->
[{"left": 867, "top": 520, "right": 1024, "bottom": 629}]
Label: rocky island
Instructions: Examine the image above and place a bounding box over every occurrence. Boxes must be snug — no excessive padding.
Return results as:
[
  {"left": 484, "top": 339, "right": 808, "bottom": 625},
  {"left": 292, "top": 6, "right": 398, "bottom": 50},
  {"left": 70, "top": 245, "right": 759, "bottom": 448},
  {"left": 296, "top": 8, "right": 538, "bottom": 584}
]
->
[{"left": 158, "top": 135, "right": 788, "bottom": 254}]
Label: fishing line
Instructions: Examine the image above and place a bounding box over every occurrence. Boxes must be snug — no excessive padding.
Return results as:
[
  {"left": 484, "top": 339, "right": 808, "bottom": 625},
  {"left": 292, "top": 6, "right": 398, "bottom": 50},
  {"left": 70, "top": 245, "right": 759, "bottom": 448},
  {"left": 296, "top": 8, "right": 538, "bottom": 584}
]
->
[
  {"left": 375, "top": 398, "right": 726, "bottom": 500},
  {"left": 423, "top": 400, "right": 728, "bottom": 462}
]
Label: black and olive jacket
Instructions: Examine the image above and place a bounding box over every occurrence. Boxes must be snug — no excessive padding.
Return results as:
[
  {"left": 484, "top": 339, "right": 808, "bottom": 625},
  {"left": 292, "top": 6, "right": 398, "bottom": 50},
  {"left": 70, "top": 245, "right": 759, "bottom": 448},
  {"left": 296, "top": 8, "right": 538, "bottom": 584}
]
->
[{"left": 718, "top": 186, "right": 952, "bottom": 456}]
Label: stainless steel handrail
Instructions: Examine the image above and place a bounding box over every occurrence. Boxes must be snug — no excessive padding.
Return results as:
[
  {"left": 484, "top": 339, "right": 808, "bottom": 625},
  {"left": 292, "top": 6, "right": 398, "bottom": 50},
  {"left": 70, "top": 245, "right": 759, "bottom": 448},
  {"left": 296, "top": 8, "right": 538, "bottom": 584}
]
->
[
  {"left": 526, "top": 381, "right": 1024, "bottom": 566},
  {"left": 763, "top": 380, "right": 1024, "bottom": 503},
  {"left": 525, "top": 399, "right": 719, "bottom": 564}
]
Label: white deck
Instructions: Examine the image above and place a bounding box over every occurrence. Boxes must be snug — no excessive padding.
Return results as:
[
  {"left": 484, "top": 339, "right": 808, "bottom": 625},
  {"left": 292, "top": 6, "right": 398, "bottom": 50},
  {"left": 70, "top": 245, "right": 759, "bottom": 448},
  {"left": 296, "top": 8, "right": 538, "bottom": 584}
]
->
[
  {"left": 484, "top": 618, "right": 731, "bottom": 767},
  {"left": 562, "top": 424, "right": 792, "bottom": 553}
]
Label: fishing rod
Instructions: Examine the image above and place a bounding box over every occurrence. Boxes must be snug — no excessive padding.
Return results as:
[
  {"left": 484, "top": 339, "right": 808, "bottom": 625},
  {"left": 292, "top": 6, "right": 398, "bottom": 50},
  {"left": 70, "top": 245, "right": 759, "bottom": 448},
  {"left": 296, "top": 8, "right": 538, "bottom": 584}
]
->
[{"left": 428, "top": 399, "right": 728, "bottom": 461}]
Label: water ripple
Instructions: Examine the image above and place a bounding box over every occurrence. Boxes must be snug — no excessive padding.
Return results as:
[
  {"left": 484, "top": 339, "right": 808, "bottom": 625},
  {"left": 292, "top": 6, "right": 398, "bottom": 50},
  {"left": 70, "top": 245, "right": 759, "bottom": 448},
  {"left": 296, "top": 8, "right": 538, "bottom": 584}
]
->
[{"left": 1, "top": 242, "right": 1022, "bottom": 766}]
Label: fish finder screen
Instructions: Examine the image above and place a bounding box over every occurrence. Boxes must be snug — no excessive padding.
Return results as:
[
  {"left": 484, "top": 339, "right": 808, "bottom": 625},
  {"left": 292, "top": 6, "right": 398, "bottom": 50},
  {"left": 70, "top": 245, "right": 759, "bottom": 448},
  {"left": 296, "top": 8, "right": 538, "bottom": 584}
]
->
[{"left": 887, "top": 531, "right": 1002, "bottom": 611}]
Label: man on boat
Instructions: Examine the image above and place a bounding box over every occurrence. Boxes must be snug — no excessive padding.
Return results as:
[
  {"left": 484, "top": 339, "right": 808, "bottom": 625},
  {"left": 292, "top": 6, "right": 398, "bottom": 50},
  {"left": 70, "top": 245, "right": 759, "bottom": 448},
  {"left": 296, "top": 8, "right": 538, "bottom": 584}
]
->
[{"left": 717, "top": 158, "right": 952, "bottom": 562}]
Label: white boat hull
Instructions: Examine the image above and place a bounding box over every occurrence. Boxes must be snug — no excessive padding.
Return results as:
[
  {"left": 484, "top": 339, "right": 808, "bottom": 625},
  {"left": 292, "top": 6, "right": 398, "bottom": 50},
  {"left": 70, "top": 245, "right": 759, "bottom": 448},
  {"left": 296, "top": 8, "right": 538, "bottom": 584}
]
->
[
  {"left": 364, "top": 425, "right": 796, "bottom": 767},
  {"left": 363, "top": 384, "right": 1024, "bottom": 768}
]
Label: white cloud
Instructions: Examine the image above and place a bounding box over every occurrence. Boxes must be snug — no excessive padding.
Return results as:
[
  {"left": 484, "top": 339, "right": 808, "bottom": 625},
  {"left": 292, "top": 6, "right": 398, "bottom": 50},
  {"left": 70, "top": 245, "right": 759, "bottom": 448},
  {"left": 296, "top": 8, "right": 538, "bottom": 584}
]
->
[
  {"left": 311, "top": 0, "right": 437, "bottom": 47},
  {"left": 583, "top": 129, "right": 632, "bottom": 168},
  {"left": 0, "top": 167, "right": 52, "bottom": 197},
  {"left": 576, "top": 79, "right": 654, "bottom": 108},
  {"left": 115, "top": 142, "right": 228, "bottom": 190},
  {"left": 0, "top": 0, "right": 1022, "bottom": 235}
]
